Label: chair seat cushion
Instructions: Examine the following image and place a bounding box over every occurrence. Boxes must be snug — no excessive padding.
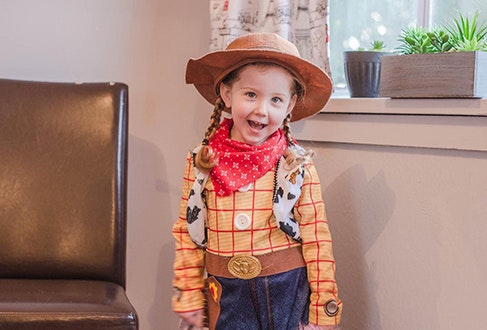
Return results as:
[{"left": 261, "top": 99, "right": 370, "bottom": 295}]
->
[{"left": 0, "top": 279, "right": 137, "bottom": 330}]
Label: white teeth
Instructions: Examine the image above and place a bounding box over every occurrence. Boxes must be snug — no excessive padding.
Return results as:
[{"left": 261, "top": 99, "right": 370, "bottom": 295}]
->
[{"left": 249, "top": 120, "right": 265, "bottom": 129}]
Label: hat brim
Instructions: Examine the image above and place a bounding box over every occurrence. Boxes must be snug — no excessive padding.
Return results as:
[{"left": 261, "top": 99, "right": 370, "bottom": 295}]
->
[{"left": 186, "top": 49, "right": 332, "bottom": 122}]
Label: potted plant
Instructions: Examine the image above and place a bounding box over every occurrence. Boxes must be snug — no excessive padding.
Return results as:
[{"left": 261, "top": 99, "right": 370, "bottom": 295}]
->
[
  {"left": 380, "top": 11, "right": 487, "bottom": 98},
  {"left": 344, "top": 41, "right": 390, "bottom": 98}
]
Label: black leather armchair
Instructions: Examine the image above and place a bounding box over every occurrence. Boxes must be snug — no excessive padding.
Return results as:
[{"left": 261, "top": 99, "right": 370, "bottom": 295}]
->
[{"left": 0, "top": 79, "right": 138, "bottom": 329}]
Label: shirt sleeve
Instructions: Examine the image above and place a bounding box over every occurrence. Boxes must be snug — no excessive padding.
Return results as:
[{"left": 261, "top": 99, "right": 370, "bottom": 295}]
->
[
  {"left": 295, "top": 161, "right": 342, "bottom": 326},
  {"left": 172, "top": 152, "right": 206, "bottom": 313}
]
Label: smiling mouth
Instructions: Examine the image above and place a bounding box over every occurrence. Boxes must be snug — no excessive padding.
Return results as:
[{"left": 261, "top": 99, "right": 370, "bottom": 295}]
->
[{"left": 248, "top": 120, "right": 267, "bottom": 130}]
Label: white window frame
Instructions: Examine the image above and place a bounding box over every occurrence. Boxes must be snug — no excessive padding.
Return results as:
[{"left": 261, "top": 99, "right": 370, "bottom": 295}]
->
[{"left": 417, "top": 0, "right": 432, "bottom": 27}]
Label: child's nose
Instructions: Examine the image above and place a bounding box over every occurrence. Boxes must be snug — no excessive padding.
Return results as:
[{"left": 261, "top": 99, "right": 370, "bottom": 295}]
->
[{"left": 253, "top": 101, "right": 268, "bottom": 116}]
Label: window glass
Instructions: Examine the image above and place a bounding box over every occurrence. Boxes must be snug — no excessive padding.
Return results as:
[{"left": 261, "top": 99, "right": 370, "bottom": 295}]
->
[
  {"left": 328, "top": 0, "right": 418, "bottom": 90},
  {"left": 430, "top": 0, "right": 487, "bottom": 26},
  {"left": 328, "top": 0, "right": 486, "bottom": 94}
]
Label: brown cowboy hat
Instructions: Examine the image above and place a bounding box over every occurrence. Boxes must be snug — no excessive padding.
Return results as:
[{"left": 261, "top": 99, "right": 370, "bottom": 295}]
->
[{"left": 185, "top": 32, "right": 332, "bottom": 122}]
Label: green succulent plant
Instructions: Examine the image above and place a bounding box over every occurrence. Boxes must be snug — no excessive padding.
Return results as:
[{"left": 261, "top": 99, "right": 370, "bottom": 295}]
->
[
  {"left": 427, "top": 28, "right": 454, "bottom": 52},
  {"left": 395, "top": 11, "right": 487, "bottom": 54},
  {"left": 369, "top": 40, "right": 387, "bottom": 51},
  {"left": 354, "top": 40, "right": 387, "bottom": 51},
  {"left": 396, "top": 26, "right": 433, "bottom": 54},
  {"left": 446, "top": 11, "right": 487, "bottom": 51}
]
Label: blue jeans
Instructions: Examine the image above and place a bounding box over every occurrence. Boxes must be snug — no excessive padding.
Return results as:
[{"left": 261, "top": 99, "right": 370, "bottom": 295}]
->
[{"left": 208, "top": 267, "right": 310, "bottom": 330}]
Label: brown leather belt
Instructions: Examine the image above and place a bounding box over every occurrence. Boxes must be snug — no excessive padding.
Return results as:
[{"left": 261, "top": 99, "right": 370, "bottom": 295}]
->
[{"left": 205, "top": 246, "right": 305, "bottom": 280}]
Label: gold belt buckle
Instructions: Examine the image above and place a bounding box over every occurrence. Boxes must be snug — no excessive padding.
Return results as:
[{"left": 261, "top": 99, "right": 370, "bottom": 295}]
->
[{"left": 227, "top": 255, "right": 262, "bottom": 279}]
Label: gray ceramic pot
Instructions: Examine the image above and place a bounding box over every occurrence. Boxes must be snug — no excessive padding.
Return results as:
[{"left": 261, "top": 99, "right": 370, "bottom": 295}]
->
[{"left": 344, "top": 51, "right": 388, "bottom": 97}]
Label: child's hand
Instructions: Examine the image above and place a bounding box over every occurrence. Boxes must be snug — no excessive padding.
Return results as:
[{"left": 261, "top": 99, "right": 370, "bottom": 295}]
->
[{"left": 177, "top": 309, "right": 205, "bottom": 329}]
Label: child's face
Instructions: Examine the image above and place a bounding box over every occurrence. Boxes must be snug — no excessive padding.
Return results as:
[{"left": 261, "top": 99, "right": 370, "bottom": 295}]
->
[{"left": 220, "top": 64, "right": 297, "bottom": 146}]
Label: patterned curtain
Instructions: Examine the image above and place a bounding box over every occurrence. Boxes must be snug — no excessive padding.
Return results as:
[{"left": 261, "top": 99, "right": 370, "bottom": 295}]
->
[{"left": 209, "top": 0, "right": 331, "bottom": 79}]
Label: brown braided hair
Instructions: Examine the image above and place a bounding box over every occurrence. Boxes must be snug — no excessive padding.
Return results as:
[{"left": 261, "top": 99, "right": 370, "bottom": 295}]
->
[
  {"left": 194, "top": 96, "right": 225, "bottom": 173},
  {"left": 282, "top": 113, "right": 314, "bottom": 169}
]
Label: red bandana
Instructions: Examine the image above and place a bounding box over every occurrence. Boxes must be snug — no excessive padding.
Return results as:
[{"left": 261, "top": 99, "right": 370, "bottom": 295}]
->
[{"left": 209, "top": 118, "right": 287, "bottom": 196}]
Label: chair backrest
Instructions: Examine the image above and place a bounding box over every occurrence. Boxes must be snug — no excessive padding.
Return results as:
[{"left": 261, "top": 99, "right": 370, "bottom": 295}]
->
[{"left": 0, "top": 79, "right": 128, "bottom": 288}]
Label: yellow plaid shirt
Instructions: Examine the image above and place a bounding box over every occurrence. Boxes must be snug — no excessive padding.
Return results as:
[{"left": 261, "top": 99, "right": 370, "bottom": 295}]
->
[{"left": 172, "top": 152, "right": 342, "bottom": 325}]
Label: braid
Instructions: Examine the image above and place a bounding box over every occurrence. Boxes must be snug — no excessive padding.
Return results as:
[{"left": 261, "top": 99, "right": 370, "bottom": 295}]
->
[
  {"left": 195, "top": 96, "right": 225, "bottom": 173},
  {"left": 282, "top": 113, "right": 314, "bottom": 168},
  {"left": 282, "top": 114, "right": 295, "bottom": 147}
]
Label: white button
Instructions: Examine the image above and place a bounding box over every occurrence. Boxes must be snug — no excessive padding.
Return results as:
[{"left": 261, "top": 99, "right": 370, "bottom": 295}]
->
[
  {"left": 234, "top": 213, "right": 251, "bottom": 230},
  {"left": 238, "top": 183, "right": 253, "bottom": 192}
]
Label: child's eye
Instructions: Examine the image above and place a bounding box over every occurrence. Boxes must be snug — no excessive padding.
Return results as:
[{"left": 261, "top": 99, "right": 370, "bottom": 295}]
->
[
  {"left": 271, "top": 96, "right": 282, "bottom": 104},
  {"left": 245, "top": 92, "right": 256, "bottom": 98}
]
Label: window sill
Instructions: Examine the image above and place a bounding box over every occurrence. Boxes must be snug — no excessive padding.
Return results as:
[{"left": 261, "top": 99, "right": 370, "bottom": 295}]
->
[{"left": 292, "top": 98, "right": 487, "bottom": 152}]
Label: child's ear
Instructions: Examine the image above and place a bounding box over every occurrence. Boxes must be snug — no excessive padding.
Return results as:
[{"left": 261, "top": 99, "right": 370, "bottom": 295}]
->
[{"left": 219, "top": 83, "right": 232, "bottom": 108}]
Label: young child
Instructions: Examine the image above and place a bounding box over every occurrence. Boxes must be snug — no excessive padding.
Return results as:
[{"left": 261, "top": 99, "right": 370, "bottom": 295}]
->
[{"left": 172, "top": 33, "right": 342, "bottom": 330}]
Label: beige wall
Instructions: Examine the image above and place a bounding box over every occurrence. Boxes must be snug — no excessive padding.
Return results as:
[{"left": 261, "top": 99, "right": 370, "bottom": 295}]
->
[
  {"left": 302, "top": 141, "right": 487, "bottom": 329},
  {"left": 2, "top": 1, "right": 487, "bottom": 330}
]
